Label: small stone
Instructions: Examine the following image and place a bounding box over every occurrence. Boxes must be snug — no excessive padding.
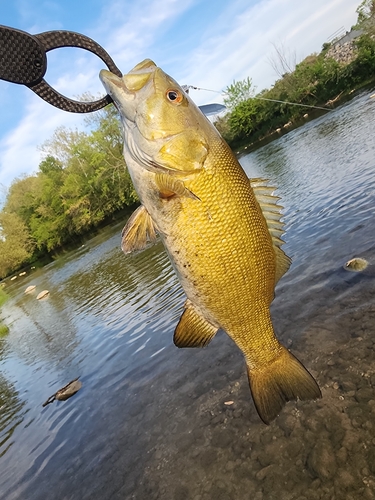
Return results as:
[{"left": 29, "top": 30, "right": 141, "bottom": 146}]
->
[
  {"left": 305, "top": 416, "right": 319, "bottom": 432},
  {"left": 351, "top": 418, "right": 362, "bottom": 428},
  {"left": 37, "top": 290, "right": 49, "bottom": 300},
  {"left": 340, "top": 349, "right": 353, "bottom": 361},
  {"left": 225, "top": 461, "right": 235, "bottom": 472},
  {"left": 336, "top": 447, "right": 348, "bottom": 465},
  {"left": 308, "top": 439, "right": 337, "bottom": 480},
  {"left": 286, "top": 440, "right": 302, "bottom": 458},
  {"left": 277, "top": 413, "right": 296, "bottom": 436},
  {"left": 334, "top": 468, "right": 356, "bottom": 489},
  {"left": 256, "top": 464, "right": 276, "bottom": 481},
  {"left": 355, "top": 387, "right": 373, "bottom": 403}
]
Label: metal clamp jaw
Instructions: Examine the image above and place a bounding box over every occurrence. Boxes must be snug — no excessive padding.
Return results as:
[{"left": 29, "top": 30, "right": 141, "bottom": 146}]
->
[{"left": 0, "top": 25, "right": 122, "bottom": 113}]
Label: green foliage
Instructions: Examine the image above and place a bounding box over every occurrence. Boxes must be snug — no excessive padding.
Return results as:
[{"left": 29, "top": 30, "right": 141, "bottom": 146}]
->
[
  {"left": 355, "top": 0, "right": 375, "bottom": 27},
  {"left": 219, "top": 27, "right": 375, "bottom": 148},
  {"left": 0, "top": 212, "right": 34, "bottom": 279},
  {"left": 223, "top": 77, "right": 255, "bottom": 110},
  {"left": 0, "top": 104, "right": 138, "bottom": 276},
  {"left": 0, "top": 324, "right": 9, "bottom": 337},
  {"left": 0, "top": 288, "right": 9, "bottom": 308},
  {"left": 0, "top": 288, "right": 9, "bottom": 338}
]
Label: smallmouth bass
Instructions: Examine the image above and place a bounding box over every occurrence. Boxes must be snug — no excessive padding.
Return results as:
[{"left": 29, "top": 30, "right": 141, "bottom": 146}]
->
[{"left": 100, "top": 59, "right": 321, "bottom": 424}]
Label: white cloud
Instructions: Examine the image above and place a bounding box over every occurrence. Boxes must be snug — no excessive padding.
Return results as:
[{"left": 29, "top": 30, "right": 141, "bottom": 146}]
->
[
  {"left": 0, "top": 94, "right": 84, "bottom": 186},
  {"left": 91, "top": 0, "right": 197, "bottom": 67},
  {"left": 177, "top": 0, "right": 359, "bottom": 104}
]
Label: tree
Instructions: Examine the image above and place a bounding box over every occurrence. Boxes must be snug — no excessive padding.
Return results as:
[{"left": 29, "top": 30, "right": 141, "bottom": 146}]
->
[
  {"left": 223, "top": 77, "right": 256, "bottom": 111},
  {"left": 356, "top": 0, "right": 375, "bottom": 26},
  {"left": 0, "top": 212, "right": 34, "bottom": 278},
  {"left": 354, "top": 0, "right": 375, "bottom": 37},
  {"left": 268, "top": 41, "right": 297, "bottom": 79},
  {"left": 4, "top": 175, "right": 42, "bottom": 225}
]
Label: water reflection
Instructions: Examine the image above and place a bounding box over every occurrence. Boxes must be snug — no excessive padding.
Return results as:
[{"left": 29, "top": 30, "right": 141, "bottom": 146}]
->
[
  {"left": 0, "top": 374, "right": 25, "bottom": 458},
  {"left": 0, "top": 89, "right": 375, "bottom": 499}
]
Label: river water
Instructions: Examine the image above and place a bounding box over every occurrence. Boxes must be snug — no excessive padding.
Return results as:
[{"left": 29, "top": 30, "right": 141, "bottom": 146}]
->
[{"left": 1, "top": 88, "right": 375, "bottom": 500}]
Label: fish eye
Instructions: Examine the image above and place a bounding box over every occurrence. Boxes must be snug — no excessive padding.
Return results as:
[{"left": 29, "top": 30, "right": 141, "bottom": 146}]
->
[{"left": 166, "top": 89, "right": 183, "bottom": 103}]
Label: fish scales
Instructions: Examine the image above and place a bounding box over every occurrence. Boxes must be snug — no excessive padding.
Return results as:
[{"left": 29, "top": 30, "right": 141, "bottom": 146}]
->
[
  {"left": 100, "top": 59, "right": 321, "bottom": 424},
  {"left": 168, "top": 138, "right": 275, "bottom": 333}
]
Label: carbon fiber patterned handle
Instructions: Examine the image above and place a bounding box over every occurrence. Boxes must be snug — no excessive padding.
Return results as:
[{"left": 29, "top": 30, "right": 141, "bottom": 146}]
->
[
  {"left": 0, "top": 25, "right": 47, "bottom": 85},
  {"left": 29, "top": 80, "right": 114, "bottom": 112},
  {"left": 0, "top": 25, "right": 123, "bottom": 113},
  {"left": 35, "top": 30, "right": 122, "bottom": 76}
]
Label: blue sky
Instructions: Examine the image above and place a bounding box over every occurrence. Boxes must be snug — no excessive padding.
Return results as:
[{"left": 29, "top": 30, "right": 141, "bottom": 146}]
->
[{"left": 0, "top": 0, "right": 359, "bottom": 192}]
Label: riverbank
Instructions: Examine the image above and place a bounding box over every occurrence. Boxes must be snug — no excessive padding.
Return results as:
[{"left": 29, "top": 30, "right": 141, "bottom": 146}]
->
[
  {"left": 0, "top": 288, "right": 9, "bottom": 336},
  {"left": 232, "top": 80, "right": 375, "bottom": 157},
  {"left": 218, "top": 32, "right": 375, "bottom": 154}
]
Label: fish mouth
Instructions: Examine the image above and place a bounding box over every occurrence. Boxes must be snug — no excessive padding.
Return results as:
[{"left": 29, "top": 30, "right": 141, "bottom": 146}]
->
[{"left": 99, "top": 59, "right": 157, "bottom": 105}]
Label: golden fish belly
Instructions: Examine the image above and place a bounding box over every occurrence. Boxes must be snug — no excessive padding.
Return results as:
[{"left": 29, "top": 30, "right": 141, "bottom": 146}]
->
[{"left": 157, "top": 151, "right": 277, "bottom": 352}]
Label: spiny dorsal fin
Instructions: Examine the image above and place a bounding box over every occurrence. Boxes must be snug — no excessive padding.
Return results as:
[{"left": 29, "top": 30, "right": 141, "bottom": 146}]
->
[
  {"left": 174, "top": 300, "right": 218, "bottom": 348},
  {"left": 250, "top": 178, "right": 292, "bottom": 284},
  {"left": 121, "top": 205, "right": 157, "bottom": 254}
]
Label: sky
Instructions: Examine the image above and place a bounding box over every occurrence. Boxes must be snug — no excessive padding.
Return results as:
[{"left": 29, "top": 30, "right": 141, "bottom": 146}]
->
[{"left": 0, "top": 0, "right": 360, "bottom": 194}]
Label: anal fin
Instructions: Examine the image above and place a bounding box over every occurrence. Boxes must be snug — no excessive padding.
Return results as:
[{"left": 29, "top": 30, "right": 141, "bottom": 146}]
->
[
  {"left": 174, "top": 300, "right": 218, "bottom": 348},
  {"left": 121, "top": 205, "right": 157, "bottom": 254}
]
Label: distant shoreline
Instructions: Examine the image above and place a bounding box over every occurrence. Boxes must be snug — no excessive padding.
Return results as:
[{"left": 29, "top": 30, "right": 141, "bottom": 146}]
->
[{"left": 233, "top": 80, "right": 375, "bottom": 157}]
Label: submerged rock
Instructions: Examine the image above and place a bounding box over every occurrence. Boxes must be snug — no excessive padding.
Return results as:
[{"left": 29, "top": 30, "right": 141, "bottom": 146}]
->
[
  {"left": 42, "top": 378, "right": 82, "bottom": 407},
  {"left": 37, "top": 290, "right": 49, "bottom": 300},
  {"left": 307, "top": 439, "right": 337, "bottom": 480},
  {"left": 25, "top": 285, "right": 36, "bottom": 294},
  {"left": 344, "top": 257, "right": 368, "bottom": 272}
]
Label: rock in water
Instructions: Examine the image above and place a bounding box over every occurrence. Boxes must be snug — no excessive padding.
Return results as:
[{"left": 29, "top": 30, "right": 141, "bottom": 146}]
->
[
  {"left": 344, "top": 257, "right": 368, "bottom": 272},
  {"left": 42, "top": 378, "right": 82, "bottom": 407}
]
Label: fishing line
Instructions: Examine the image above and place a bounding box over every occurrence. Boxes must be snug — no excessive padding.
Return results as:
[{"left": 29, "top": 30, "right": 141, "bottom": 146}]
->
[
  {"left": 186, "top": 85, "right": 332, "bottom": 112},
  {"left": 252, "top": 96, "right": 331, "bottom": 111}
]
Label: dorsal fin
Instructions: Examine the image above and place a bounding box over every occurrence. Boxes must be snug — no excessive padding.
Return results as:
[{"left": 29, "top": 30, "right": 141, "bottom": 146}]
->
[
  {"left": 121, "top": 205, "right": 158, "bottom": 254},
  {"left": 250, "top": 178, "right": 291, "bottom": 284}
]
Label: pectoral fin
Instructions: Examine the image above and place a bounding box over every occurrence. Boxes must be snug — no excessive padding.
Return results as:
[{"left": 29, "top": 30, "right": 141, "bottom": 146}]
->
[
  {"left": 155, "top": 173, "right": 199, "bottom": 200},
  {"left": 121, "top": 205, "right": 158, "bottom": 254},
  {"left": 250, "top": 178, "right": 292, "bottom": 284},
  {"left": 174, "top": 300, "right": 218, "bottom": 348}
]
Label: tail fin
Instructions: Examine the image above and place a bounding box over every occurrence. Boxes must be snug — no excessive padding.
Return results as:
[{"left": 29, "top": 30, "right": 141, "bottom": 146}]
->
[{"left": 248, "top": 346, "right": 321, "bottom": 424}]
